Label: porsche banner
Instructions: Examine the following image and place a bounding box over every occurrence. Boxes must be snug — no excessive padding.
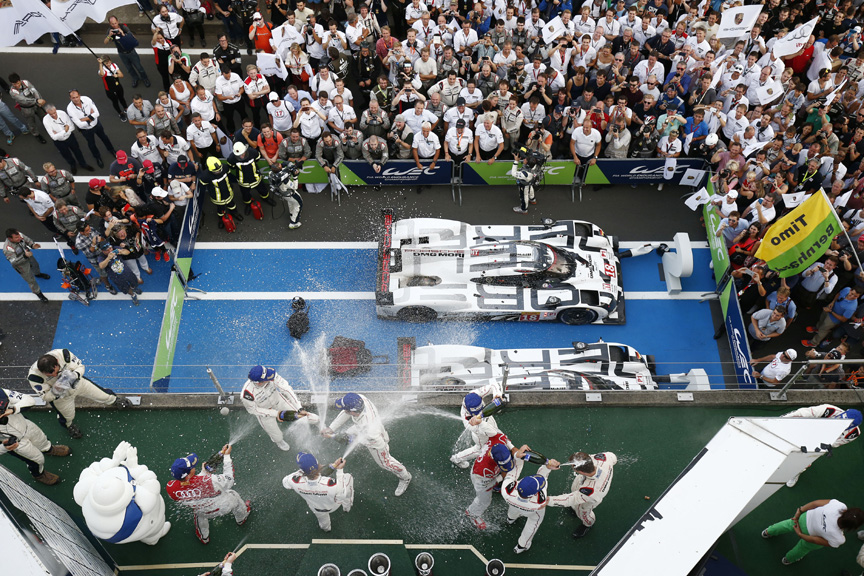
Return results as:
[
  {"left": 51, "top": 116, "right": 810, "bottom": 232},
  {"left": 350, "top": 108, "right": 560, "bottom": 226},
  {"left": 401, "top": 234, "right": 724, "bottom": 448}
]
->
[{"left": 754, "top": 191, "right": 841, "bottom": 278}]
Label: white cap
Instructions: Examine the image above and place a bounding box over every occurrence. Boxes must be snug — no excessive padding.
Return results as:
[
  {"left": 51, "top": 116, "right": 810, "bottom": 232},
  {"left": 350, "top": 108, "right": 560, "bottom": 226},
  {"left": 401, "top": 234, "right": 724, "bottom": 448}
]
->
[
  {"left": 253, "top": 11, "right": 262, "bottom": 19},
  {"left": 268, "top": 92, "right": 279, "bottom": 101},
  {"left": 151, "top": 186, "right": 168, "bottom": 198},
  {"left": 726, "top": 190, "right": 738, "bottom": 199},
  {"left": 706, "top": 133, "right": 718, "bottom": 146},
  {"left": 233, "top": 142, "right": 248, "bottom": 156},
  {"left": 784, "top": 348, "right": 797, "bottom": 361}
]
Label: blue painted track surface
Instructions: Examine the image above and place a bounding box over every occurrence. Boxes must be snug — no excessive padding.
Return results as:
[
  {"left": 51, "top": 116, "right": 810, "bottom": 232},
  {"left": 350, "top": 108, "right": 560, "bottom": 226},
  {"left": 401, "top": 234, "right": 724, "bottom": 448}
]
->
[{"left": 38, "top": 247, "right": 722, "bottom": 393}]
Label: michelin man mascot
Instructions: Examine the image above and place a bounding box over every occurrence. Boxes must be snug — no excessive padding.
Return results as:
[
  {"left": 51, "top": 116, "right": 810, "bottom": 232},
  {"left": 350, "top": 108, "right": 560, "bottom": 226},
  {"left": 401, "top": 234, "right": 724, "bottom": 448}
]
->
[{"left": 73, "top": 441, "right": 171, "bottom": 545}]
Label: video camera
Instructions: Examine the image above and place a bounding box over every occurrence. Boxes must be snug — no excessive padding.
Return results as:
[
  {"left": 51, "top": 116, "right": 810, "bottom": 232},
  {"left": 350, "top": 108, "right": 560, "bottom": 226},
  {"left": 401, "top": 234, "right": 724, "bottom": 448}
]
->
[{"left": 516, "top": 144, "right": 547, "bottom": 169}]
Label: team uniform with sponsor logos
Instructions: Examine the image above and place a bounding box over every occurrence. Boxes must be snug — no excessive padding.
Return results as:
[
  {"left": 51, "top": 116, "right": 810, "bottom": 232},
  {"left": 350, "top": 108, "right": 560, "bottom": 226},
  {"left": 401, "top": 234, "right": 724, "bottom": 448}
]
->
[
  {"left": 27, "top": 349, "right": 117, "bottom": 430},
  {"left": 282, "top": 467, "right": 355, "bottom": 532},
  {"left": 165, "top": 454, "right": 249, "bottom": 541},
  {"left": 240, "top": 373, "right": 319, "bottom": 449},
  {"left": 0, "top": 389, "right": 66, "bottom": 478},
  {"left": 327, "top": 394, "right": 412, "bottom": 484},
  {"left": 548, "top": 452, "right": 616, "bottom": 527},
  {"left": 466, "top": 432, "right": 514, "bottom": 522},
  {"left": 501, "top": 458, "right": 552, "bottom": 550},
  {"left": 452, "top": 382, "right": 504, "bottom": 466},
  {"left": 781, "top": 404, "right": 860, "bottom": 487}
]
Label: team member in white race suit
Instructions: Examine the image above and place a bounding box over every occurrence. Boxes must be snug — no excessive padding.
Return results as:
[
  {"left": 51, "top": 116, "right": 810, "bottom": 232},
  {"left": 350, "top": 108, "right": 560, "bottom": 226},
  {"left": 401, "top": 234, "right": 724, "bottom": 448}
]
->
[
  {"left": 282, "top": 452, "right": 354, "bottom": 532},
  {"left": 0, "top": 388, "right": 70, "bottom": 485},
  {"left": 241, "top": 365, "right": 319, "bottom": 451},
  {"left": 165, "top": 444, "right": 251, "bottom": 544},
  {"left": 465, "top": 431, "right": 521, "bottom": 530},
  {"left": 322, "top": 393, "right": 413, "bottom": 496},
  {"left": 548, "top": 451, "right": 617, "bottom": 539},
  {"left": 782, "top": 405, "right": 861, "bottom": 487},
  {"left": 451, "top": 382, "right": 504, "bottom": 469},
  {"left": 501, "top": 448, "right": 560, "bottom": 554}
]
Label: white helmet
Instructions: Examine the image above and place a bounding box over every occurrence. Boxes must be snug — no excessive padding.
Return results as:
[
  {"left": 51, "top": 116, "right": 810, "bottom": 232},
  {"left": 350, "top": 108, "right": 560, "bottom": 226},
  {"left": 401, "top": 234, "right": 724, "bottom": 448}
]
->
[
  {"left": 233, "top": 142, "right": 248, "bottom": 156},
  {"left": 705, "top": 133, "right": 718, "bottom": 147}
]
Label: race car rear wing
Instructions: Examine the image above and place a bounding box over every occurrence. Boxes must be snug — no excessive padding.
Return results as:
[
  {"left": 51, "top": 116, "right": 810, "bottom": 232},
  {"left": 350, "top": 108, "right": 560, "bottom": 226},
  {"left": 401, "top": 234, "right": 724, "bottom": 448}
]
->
[{"left": 377, "top": 209, "right": 396, "bottom": 305}]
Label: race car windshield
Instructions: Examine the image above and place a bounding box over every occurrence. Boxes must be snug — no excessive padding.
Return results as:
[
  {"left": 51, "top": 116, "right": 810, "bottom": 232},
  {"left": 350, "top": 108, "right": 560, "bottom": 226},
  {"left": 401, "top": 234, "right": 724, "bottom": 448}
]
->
[
  {"left": 513, "top": 242, "right": 572, "bottom": 276},
  {"left": 548, "top": 370, "right": 618, "bottom": 390}
]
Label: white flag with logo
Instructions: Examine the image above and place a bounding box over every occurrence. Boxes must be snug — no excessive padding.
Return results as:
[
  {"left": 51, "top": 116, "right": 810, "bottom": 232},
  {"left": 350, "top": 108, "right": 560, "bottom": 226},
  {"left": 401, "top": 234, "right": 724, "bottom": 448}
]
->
[
  {"left": 0, "top": 0, "right": 70, "bottom": 46},
  {"left": 685, "top": 187, "right": 711, "bottom": 211},
  {"left": 52, "top": 0, "right": 138, "bottom": 32},
  {"left": 718, "top": 6, "right": 763, "bottom": 39},
  {"left": 542, "top": 16, "right": 567, "bottom": 44},
  {"left": 257, "top": 53, "right": 288, "bottom": 80},
  {"left": 755, "top": 79, "right": 784, "bottom": 105},
  {"left": 772, "top": 17, "right": 819, "bottom": 58}
]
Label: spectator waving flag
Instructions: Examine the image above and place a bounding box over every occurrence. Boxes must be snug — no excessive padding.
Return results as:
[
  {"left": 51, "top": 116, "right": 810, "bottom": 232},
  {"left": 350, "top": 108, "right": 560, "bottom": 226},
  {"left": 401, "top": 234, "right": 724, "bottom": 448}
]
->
[
  {"left": 717, "top": 6, "right": 763, "bottom": 39},
  {"left": 772, "top": 17, "right": 819, "bottom": 58},
  {"left": 52, "top": 0, "right": 137, "bottom": 32},
  {"left": 754, "top": 190, "right": 842, "bottom": 277}
]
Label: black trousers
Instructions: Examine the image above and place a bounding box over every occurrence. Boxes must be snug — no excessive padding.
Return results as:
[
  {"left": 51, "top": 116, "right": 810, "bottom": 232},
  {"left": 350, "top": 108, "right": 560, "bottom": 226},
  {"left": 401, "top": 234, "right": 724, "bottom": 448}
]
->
[
  {"left": 221, "top": 100, "right": 247, "bottom": 134},
  {"left": 53, "top": 135, "right": 89, "bottom": 169},
  {"left": 79, "top": 121, "right": 116, "bottom": 161}
]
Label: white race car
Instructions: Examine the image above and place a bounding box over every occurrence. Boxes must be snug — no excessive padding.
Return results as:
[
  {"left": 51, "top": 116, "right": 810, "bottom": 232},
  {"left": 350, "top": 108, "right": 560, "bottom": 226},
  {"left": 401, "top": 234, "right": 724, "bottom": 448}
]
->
[
  {"left": 408, "top": 340, "right": 658, "bottom": 391},
  {"left": 376, "top": 210, "right": 624, "bottom": 324}
]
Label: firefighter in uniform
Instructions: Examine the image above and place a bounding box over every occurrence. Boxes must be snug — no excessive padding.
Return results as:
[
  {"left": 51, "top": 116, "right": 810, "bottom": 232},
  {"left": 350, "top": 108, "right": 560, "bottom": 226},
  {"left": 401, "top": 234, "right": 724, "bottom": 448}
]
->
[
  {"left": 199, "top": 156, "right": 244, "bottom": 226},
  {"left": 548, "top": 451, "right": 617, "bottom": 538},
  {"left": 227, "top": 142, "right": 275, "bottom": 213},
  {"left": 27, "top": 349, "right": 132, "bottom": 439},
  {"left": 0, "top": 388, "right": 70, "bottom": 485}
]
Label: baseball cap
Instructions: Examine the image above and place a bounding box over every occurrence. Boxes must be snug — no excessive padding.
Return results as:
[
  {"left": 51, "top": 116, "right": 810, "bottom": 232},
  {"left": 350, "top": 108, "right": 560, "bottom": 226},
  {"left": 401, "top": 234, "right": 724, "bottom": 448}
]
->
[
  {"left": 456, "top": 97, "right": 466, "bottom": 106},
  {"left": 171, "top": 453, "right": 198, "bottom": 480},
  {"left": 335, "top": 392, "right": 364, "bottom": 412},
  {"left": 248, "top": 365, "right": 276, "bottom": 382},
  {"left": 98, "top": 240, "right": 112, "bottom": 251},
  {"left": 177, "top": 155, "right": 188, "bottom": 165},
  {"left": 403, "top": 61, "right": 412, "bottom": 68},
  {"left": 456, "top": 119, "right": 466, "bottom": 128},
  {"left": 116, "top": 151, "right": 128, "bottom": 163},
  {"left": 253, "top": 11, "right": 262, "bottom": 19},
  {"left": 297, "top": 452, "right": 319, "bottom": 474},
  {"left": 516, "top": 475, "right": 546, "bottom": 498},
  {"left": 268, "top": 92, "right": 279, "bottom": 101},
  {"left": 515, "top": 59, "right": 525, "bottom": 67},
  {"left": 143, "top": 160, "right": 155, "bottom": 173},
  {"left": 726, "top": 190, "right": 738, "bottom": 199},
  {"left": 784, "top": 348, "right": 797, "bottom": 361},
  {"left": 0, "top": 389, "right": 8, "bottom": 413},
  {"left": 490, "top": 443, "right": 514, "bottom": 471},
  {"left": 732, "top": 64, "right": 744, "bottom": 74},
  {"left": 151, "top": 186, "right": 168, "bottom": 198},
  {"left": 463, "top": 392, "right": 483, "bottom": 416},
  {"left": 554, "top": 105, "right": 565, "bottom": 115},
  {"left": 89, "top": 178, "right": 105, "bottom": 188}
]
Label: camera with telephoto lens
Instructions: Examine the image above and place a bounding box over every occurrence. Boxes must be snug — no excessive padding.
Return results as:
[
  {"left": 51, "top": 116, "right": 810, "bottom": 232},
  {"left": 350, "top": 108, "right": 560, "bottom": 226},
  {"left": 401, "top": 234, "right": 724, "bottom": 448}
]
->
[{"left": 719, "top": 169, "right": 731, "bottom": 180}]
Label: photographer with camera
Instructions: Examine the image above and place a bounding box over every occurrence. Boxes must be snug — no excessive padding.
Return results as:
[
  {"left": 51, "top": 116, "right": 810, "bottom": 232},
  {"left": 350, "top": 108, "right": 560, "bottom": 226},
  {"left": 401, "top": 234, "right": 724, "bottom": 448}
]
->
[
  {"left": 104, "top": 15, "right": 151, "bottom": 89},
  {"left": 604, "top": 117, "right": 631, "bottom": 159},
  {"left": 388, "top": 114, "right": 415, "bottom": 158},
  {"left": 151, "top": 5, "right": 185, "bottom": 47}
]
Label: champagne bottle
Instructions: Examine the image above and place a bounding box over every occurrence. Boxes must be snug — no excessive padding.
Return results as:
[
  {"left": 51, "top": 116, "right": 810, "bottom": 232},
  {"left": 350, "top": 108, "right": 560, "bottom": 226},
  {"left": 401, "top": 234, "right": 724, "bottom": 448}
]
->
[
  {"left": 320, "top": 465, "right": 336, "bottom": 477},
  {"left": 279, "top": 410, "right": 297, "bottom": 421},
  {"left": 481, "top": 397, "right": 506, "bottom": 418},
  {"left": 522, "top": 450, "right": 548, "bottom": 466},
  {"left": 204, "top": 451, "right": 224, "bottom": 472}
]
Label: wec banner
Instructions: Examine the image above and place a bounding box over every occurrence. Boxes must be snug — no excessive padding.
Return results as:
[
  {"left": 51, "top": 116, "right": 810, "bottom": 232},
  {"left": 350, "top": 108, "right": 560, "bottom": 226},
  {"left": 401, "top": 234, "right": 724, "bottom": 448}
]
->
[
  {"left": 339, "top": 160, "right": 453, "bottom": 185},
  {"left": 754, "top": 191, "right": 841, "bottom": 278},
  {"left": 584, "top": 158, "right": 708, "bottom": 184},
  {"left": 461, "top": 160, "right": 576, "bottom": 185}
]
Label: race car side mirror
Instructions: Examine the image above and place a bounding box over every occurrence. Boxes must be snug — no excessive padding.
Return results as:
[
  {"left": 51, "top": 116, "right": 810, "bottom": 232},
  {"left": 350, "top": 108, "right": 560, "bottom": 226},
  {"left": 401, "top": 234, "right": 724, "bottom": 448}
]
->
[
  {"left": 572, "top": 341, "right": 588, "bottom": 351},
  {"left": 542, "top": 218, "right": 555, "bottom": 228},
  {"left": 544, "top": 296, "right": 561, "bottom": 308}
]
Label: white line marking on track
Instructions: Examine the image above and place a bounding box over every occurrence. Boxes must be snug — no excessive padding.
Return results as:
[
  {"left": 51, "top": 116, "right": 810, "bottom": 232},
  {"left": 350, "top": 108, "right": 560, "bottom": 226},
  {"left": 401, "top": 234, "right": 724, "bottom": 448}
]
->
[{"left": 0, "top": 290, "right": 707, "bottom": 301}]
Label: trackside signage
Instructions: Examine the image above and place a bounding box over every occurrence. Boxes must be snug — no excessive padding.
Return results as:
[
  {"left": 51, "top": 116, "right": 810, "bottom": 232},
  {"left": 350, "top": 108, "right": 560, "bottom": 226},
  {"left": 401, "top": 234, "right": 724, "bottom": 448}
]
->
[
  {"left": 704, "top": 178, "right": 754, "bottom": 388},
  {"left": 754, "top": 191, "right": 842, "bottom": 278}
]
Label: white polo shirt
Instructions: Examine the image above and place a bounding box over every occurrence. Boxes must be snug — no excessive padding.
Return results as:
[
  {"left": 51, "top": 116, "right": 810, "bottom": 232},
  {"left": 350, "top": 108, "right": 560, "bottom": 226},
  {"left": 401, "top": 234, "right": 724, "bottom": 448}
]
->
[
  {"left": 43, "top": 111, "right": 75, "bottom": 142},
  {"left": 458, "top": 87, "right": 484, "bottom": 108},
  {"left": 214, "top": 73, "right": 245, "bottom": 105},
  {"left": 131, "top": 135, "right": 163, "bottom": 165},
  {"left": 444, "top": 127, "right": 473, "bottom": 155},
  {"left": 412, "top": 131, "right": 441, "bottom": 158},
  {"left": 23, "top": 189, "right": 54, "bottom": 217},
  {"left": 475, "top": 124, "right": 504, "bottom": 152},
  {"left": 189, "top": 95, "right": 216, "bottom": 122},
  {"left": 327, "top": 105, "right": 357, "bottom": 132},
  {"left": 186, "top": 121, "right": 216, "bottom": 148},
  {"left": 404, "top": 109, "right": 438, "bottom": 134}
]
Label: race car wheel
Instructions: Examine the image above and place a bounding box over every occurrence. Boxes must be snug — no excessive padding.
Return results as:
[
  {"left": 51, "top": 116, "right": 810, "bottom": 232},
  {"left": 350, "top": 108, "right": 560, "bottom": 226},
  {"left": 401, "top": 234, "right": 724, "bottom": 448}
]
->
[
  {"left": 558, "top": 308, "right": 599, "bottom": 325},
  {"left": 396, "top": 306, "right": 438, "bottom": 323}
]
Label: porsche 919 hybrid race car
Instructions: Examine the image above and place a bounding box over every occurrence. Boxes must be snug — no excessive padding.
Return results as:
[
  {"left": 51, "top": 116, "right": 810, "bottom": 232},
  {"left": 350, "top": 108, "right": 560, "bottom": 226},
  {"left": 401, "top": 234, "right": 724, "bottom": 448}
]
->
[
  {"left": 376, "top": 210, "right": 624, "bottom": 324},
  {"left": 409, "top": 340, "right": 658, "bottom": 391}
]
